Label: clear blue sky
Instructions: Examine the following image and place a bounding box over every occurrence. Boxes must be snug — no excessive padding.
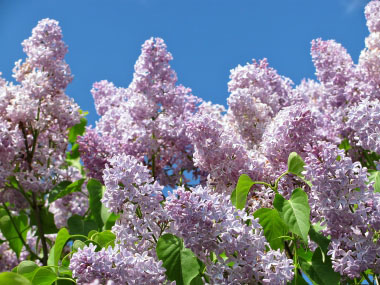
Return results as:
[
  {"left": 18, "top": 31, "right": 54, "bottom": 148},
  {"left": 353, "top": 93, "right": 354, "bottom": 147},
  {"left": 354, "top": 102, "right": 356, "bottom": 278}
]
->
[{"left": 0, "top": 0, "right": 370, "bottom": 125}]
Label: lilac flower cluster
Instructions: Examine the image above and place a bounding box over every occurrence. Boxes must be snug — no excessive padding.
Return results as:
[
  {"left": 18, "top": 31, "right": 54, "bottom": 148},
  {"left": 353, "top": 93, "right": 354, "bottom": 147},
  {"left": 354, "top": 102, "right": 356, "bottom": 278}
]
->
[
  {"left": 78, "top": 37, "right": 200, "bottom": 187},
  {"left": 304, "top": 141, "right": 380, "bottom": 278},
  {"left": 71, "top": 154, "right": 168, "bottom": 283},
  {"left": 0, "top": 18, "right": 81, "bottom": 194},
  {"left": 166, "top": 186, "right": 294, "bottom": 284}
]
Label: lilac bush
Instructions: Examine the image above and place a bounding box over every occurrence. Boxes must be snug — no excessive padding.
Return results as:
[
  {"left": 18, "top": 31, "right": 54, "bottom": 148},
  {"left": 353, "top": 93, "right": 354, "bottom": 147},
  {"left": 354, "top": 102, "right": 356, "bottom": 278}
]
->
[{"left": 0, "top": 1, "right": 380, "bottom": 284}]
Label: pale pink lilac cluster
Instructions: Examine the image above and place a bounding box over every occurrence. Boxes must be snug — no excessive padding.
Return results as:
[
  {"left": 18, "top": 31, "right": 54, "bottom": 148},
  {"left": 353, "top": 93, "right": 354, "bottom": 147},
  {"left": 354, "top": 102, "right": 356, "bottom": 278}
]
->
[
  {"left": 70, "top": 244, "right": 167, "bottom": 285},
  {"left": 78, "top": 37, "right": 200, "bottom": 187},
  {"left": 70, "top": 154, "right": 168, "bottom": 283},
  {"left": 304, "top": 141, "right": 380, "bottom": 278},
  {"left": 0, "top": 18, "right": 81, "bottom": 195},
  {"left": 166, "top": 186, "right": 294, "bottom": 284}
]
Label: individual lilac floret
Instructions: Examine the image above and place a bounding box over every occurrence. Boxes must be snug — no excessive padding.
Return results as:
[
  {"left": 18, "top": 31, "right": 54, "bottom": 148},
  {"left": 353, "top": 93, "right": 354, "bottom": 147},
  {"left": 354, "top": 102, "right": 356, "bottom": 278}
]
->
[
  {"left": 311, "top": 39, "right": 354, "bottom": 108},
  {"left": 347, "top": 98, "right": 380, "bottom": 154},
  {"left": 365, "top": 0, "right": 380, "bottom": 33},
  {"left": 166, "top": 186, "right": 294, "bottom": 284},
  {"left": 228, "top": 58, "right": 292, "bottom": 114}
]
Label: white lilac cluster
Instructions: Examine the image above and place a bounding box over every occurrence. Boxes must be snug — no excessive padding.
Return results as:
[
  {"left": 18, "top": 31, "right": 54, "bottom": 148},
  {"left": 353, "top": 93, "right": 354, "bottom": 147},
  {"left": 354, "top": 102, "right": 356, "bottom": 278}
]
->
[{"left": 166, "top": 186, "right": 294, "bottom": 284}]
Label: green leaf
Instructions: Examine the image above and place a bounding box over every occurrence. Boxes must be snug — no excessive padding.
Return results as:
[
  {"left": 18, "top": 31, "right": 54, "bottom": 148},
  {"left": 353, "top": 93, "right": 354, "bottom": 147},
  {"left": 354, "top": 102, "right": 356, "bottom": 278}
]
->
[
  {"left": 66, "top": 144, "right": 83, "bottom": 173},
  {"left": 68, "top": 116, "right": 87, "bottom": 144},
  {"left": 53, "top": 228, "right": 71, "bottom": 268},
  {"left": 368, "top": 170, "right": 380, "bottom": 193},
  {"left": 156, "top": 234, "right": 202, "bottom": 285},
  {"left": 68, "top": 215, "right": 97, "bottom": 236},
  {"left": 0, "top": 272, "right": 31, "bottom": 284},
  {"left": 290, "top": 273, "right": 310, "bottom": 285},
  {"left": 48, "top": 179, "right": 85, "bottom": 203},
  {"left": 87, "top": 179, "right": 104, "bottom": 229},
  {"left": 253, "top": 208, "right": 288, "bottom": 250},
  {"left": 88, "top": 230, "right": 98, "bottom": 239},
  {"left": 0, "top": 213, "right": 28, "bottom": 258},
  {"left": 287, "top": 152, "right": 305, "bottom": 177},
  {"left": 300, "top": 247, "right": 340, "bottom": 285},
  {"left": 30, "top": 268, "right": 57, "bottom": 285},
  {"left": 231, "top": 174, "right": 254, "bottom": 209},
  {"left": 273, "top": 188, "right": 310, "bottom": 243},
  {"left": 338, "top": 138, "right": 352, "bottom": 151},
  {"left": 72, "top": 240, "right": 86, "bottom": 252},
  {"left": 16, "top": 261, "right": 39, "bottom": 281},
  {"left": 91, "top": 230, "right": 116, "bottom": 248},
  {"left": 30, "top": 208, "right": 58, "bottom": 234},
  {"left": 309, "top": 225, "right": 330, "bottom": 254}
]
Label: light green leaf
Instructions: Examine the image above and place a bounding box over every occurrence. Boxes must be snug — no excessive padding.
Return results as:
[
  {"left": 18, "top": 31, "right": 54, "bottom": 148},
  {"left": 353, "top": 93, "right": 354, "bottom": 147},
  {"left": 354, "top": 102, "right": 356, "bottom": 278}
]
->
[
  {"left": 0, "top": 213, "right": 28, "bottom": 258},
  {"left": 91, "top": 230, "right": 116, "bottom": 248},
  {"left": 68, "top": 116, "right": 87, "bottom": 144},
  {"left": 16, "top": 261, "right": 38, "bottom": 281},
  {"left": 0, "top": 272, "right": 31, "bottom": 284},
  {"left": 231, "top": 174, "right": 254, "bottom": 209},
  {"left": 253, "top": 208, "right": 288, "bottom": 250},
  {"left": 273, "top": 188, "right": 310, "bottom": 243},
  {"left": 368, "top": 170, "right": 380, "bottom": 193},
  {"left": 54, "top": 229, "right": 71, "bottom": 268},
  {"left": 288, "top": 152, "right": 305, "bottom": 177},
  {"left": 30, "top": 268, "right": 57, "bottom": 285},
  {"left": 156, "top": 234, "right": 202, "bottom": 285}
]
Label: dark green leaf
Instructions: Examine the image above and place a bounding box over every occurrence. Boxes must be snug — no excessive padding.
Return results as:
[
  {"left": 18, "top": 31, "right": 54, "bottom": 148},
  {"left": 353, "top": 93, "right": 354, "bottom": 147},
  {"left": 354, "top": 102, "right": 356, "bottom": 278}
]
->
[
  {"left": 156, "top": 234, "right": 202, "bottom": 285},
  {"left": 0, "top": 213, "right": 28, "bottom": 258},
  {"left": 309, "top": 225, "right": 330, "bottom": 254},
  {"left": 253, "top": 208, "right": 288, "bottom": 250},
  {"left": 48, "top": 179, "right": 85, "bottom": 203},
  {"left": 68, "top": 215, "right": 97, "bottom": 236},
  {"left": 231, "top": 174, "right": 254, "bottom": 209},
  {"left": 30, "top": 268, "right": 57, "bottom": 285},
  {"left": 300, "top": 247, "right": 340, "bottom": 285},
  {"left": 87, "top": 179, "right": 104, "bottom": 229},
  {"left": 0, "top": 272, "right": 31, "bottom": 284},
  {"left": 273, "top": 188, "right": 310, "bottom": 243},
  {"left": 30, "top": 208, "right": 58, "bottom": 234},
  {"left": 68, "top": 116, "right": 87, "bottom": 144},
  {"left": 290, "top": 273, "right": 309, "bottom": 285}
]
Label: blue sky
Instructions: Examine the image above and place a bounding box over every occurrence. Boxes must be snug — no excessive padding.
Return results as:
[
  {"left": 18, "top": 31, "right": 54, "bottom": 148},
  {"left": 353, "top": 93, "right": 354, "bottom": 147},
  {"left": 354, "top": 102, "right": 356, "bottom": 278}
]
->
[{"left": 0, "top": 0, "right": 370, "bottom": 125}]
